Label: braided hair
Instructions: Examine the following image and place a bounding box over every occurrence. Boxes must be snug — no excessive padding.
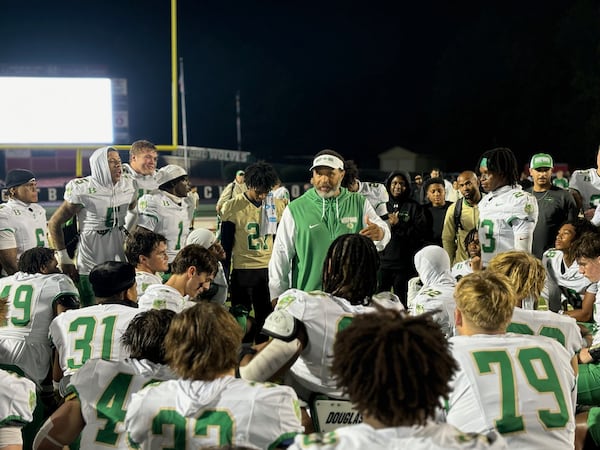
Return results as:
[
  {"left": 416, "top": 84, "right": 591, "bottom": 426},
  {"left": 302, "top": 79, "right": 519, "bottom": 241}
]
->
[
  {"left": 321, "top": 234, "right": 380, "bottom": 305},
  {"left": 477, "top": 147, "right": 520, "bottom": 187},
  {"left": 332, "top": 307, "right": 458, "bottom": 427}
]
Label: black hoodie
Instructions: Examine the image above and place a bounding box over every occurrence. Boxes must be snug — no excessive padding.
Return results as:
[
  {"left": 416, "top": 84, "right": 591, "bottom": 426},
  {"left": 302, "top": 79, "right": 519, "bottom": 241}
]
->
[{"left": 380, "top": 170, "right": 430, "bottom": 270}]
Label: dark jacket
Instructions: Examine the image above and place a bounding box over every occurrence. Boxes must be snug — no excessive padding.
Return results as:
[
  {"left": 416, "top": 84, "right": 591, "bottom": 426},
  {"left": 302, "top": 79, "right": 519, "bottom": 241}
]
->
[{"left": 380, "top": 171, "right": 430, "bottom": 270}]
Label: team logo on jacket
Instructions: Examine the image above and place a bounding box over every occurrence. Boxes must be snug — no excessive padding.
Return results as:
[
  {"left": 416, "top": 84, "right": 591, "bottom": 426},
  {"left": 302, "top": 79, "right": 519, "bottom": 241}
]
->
[
  {"left": 524, "top": 203, "right": 534, "bottom": 214},
  {"left": 341, "top": 216, "right": 358, "bottom": 229}
]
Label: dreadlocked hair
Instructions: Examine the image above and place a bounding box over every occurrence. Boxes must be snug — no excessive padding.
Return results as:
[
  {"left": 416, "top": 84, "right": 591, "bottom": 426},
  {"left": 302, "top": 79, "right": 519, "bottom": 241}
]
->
[
  {"left": 463, "top": 228, "right": 478, "bottom": 249},
  {"left": 321, "top": 234, "right": 379, "bottom": 305},
  {"left": 477, "top": 147, "right": 520, "bottom": 187},
  {"left": 332, "top": 306, "right": 458, "bottom": 427},
  {"left": 18, "top": 247, "right": 57, "bottom": 274},
  {"left": 244, "top": 161, "right": 279, "bottom": 192}
]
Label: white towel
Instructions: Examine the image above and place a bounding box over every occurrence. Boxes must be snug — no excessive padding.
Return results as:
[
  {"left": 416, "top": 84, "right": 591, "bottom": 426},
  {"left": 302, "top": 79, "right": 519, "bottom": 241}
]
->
[{"left": 260, "top": 192, "right": 278, "bottom": 236}]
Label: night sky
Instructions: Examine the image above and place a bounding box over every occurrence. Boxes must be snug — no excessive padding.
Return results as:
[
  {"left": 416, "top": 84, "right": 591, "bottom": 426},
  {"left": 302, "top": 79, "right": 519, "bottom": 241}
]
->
[{"left": 2, "top": 0, "right": 600, "bottom": 173}]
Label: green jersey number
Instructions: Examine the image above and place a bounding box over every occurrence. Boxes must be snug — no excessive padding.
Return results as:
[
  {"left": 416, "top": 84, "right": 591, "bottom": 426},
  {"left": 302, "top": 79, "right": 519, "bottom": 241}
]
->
[
  {"left": 1, "top": 284, "right": 34, "bottom": 327},
  {"left": 67, "top": 315, "right": 117, "bottom": 369},
  {"left": 506, "top": 322, "right": 566, "bottom": 347},
  {"left": 480, "top": 219, "right": 496, "bottom": 253},
  {"left": 590, "top": 194, "right": 600, "bottom": 208},
  {"left": 35, "top": 228, "right": 46, "bottom": 246},
  {"left": 151, "top": 409, "right": 234, "bottom": 448},
  {"left": 472, "top": 348, "right": 569, "bottom": 434},
  {"left": 247, "top": 222, "right": 268, "bottom": 251},
  {"left": 105, "top": 207, "right": 120, "bottom": 228},
  {"left": 175, "top": 221, "right": 184, "bottom": 250},
  {"left": 337, "top": 315, "right": 354, "bottom": 333},
  {"left": 95, "top": 373, "right": 133, "bottom": 445}
]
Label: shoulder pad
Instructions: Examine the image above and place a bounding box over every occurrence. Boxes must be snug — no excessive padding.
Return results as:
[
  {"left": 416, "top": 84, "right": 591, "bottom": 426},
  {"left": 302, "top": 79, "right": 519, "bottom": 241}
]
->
[{"left": 262, "top": 309, "right": 298, "bottom": 342}]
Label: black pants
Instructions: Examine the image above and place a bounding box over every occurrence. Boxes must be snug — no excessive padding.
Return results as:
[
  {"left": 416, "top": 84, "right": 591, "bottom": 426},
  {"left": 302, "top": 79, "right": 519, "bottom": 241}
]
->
[{"left": 230, "top": 268, "right": 273, "bottom": 343}]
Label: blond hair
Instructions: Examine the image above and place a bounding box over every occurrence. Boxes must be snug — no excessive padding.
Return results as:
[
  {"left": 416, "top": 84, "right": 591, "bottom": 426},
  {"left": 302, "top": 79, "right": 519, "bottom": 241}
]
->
[
  {"left": 165, "top": 303, "right": 243, "bottom": 380},
  {"left": 455, "top": 271, "right": 515, "bottom": 332},
  {"left": 487, "top": 251, "right": 545, "bottom": 303}
]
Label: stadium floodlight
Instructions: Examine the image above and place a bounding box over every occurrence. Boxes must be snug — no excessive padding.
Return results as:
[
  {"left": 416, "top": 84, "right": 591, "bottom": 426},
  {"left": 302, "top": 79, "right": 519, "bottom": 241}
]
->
[{"left": 0, "top": 77, "right": 114, "bottom": 144}]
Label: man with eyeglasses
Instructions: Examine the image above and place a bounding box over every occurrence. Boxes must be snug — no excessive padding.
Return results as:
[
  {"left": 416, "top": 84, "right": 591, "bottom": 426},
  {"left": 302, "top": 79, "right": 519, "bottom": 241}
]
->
[
  {"left": 48, "top": 147, "right": 137, "bottom": 306},
  {"left": 0, "top": 169, "right": 48, "bottom": 274}
]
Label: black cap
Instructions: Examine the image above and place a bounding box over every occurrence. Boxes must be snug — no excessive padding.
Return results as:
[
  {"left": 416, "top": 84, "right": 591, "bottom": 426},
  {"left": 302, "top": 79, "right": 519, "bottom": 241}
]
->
[
  {"left": 4, "top": 169, "right": 35, "bottom": 189},
  {"left": 89, "top": 261, "right": 136, "bottom": 298}
]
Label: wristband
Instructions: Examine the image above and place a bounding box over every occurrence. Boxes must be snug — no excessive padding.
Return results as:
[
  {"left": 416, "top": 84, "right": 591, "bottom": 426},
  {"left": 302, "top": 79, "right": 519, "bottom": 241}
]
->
[{"left": 55, "top": 249, "right": 74, "bottom": 265}]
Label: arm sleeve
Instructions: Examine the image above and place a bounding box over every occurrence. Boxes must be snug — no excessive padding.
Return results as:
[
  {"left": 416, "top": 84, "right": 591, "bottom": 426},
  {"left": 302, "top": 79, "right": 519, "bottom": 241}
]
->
[
  {"left": 441, "top": 203, "right": 457, "bottom": 262},
  {"left": 362, "top": 201, "right": 390, "bottom": 251},
  {"left": 512, "top": 218, "right": 536, "bottom": 252},
  {"left": 220, "top": 221, "right": 235, "bottom": 276},
  {"left": 375, "top": 185, "right": 389, "bottom": 217},
  {"left": 269, "top": 208, "right": 296, "bottom": 299}
]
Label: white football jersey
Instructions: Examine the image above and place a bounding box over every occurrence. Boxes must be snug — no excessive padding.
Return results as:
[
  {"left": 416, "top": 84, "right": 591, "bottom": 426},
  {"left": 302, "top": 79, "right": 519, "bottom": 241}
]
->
[
  {"left": 135, "top": 271, "right": 162, "bottom": 299},
  {"left": 0, "top": 369, "right": 36, "bottom": 428},
  {"left": 447, "top": 333, "right": 576, "bottom": 449},
  {"left": 67, "top": 358, "right": 174, "bottom": 449},
  {"left": 478, "top": 185, "right": 538, "bottom": 266},
  {"left": 451, "top": 259, "right": 474, "bottom": 280},
  {"left": 275, "top": 289, "right": 401, "bottom": 398},
  {"left": 541, "top": 248, "right": 595, "bottom": 305},
  {"left": 137, "top": 284, "right": 194, "bottom": 313},
  {"left": 508, "top": 307, "right": 583, "bottom": 357},
  {"left": 0, "top": 198, "right": 48, "bottom": 259},
  {"left": 122, "top": 164, "right": 159, "bottom": 230},
  {"left": 65, "top": 176, "right": 136, "bottom": 274},
  {"left": 569, "top": 168, "right": 600, "bottom": 209},
  {"left": 410, "top": 245, "right": 457, "bottom": 338},
  {"left": 410, "top": 285, "right": 456, "bottom": 338},
  {"left": 289, "top": 422, "right": 507, "bottom": 450},
  {"left": 0, "top": 272, "right": 78, "bottom": 385},
  {"left": 122, "top": 164, "right": 159, "bottom": 197},
  {"left": 272, "top": 185, "right": 291, "bottom": 202},
  {"left": 357, "top": 180, "right": 389, "bottom": 217},
  {"left": 137, "top": 191, "right": 192, "bottom": 262},
  {"left": 125, "top": 376, "right": 303, "bottom": 450},
  {"left": 49, "top": 303, "right": 140, "bottom": 377}
]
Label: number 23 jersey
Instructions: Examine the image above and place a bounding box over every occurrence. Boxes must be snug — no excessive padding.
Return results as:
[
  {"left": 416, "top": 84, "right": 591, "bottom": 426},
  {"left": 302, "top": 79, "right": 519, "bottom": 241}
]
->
[
  {"left": 125, "top": 376, "right": 302, "bottom": 449},
  {"left": 447, "top": 333, "right": 575, "bottom": 449}
]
